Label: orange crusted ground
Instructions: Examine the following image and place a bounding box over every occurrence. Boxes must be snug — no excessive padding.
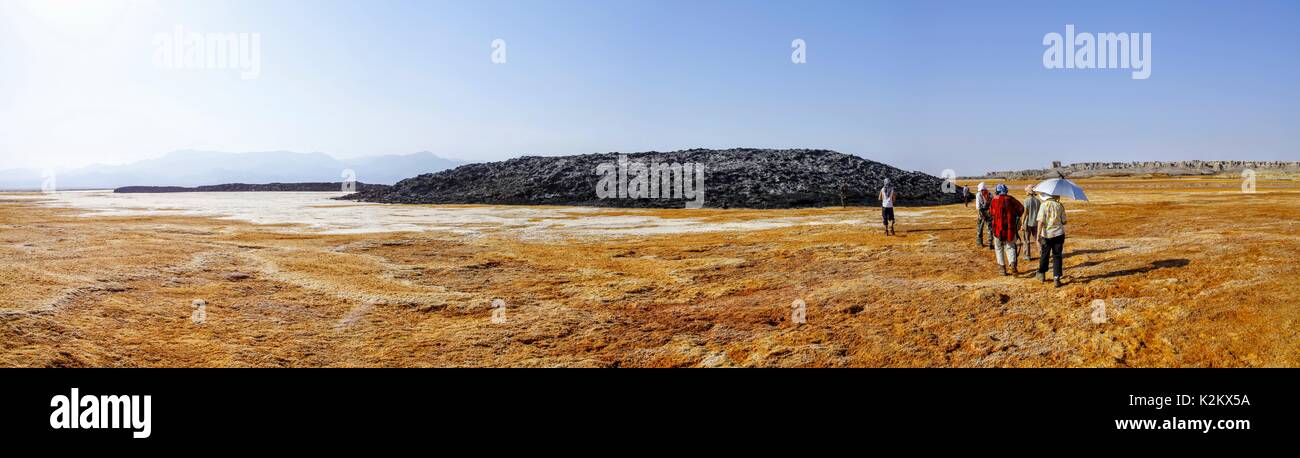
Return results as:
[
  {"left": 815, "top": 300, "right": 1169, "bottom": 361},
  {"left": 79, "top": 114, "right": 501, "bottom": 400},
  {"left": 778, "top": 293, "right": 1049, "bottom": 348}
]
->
[{"left": 1, "top": 177, "right": 1297, "bottom": 367}]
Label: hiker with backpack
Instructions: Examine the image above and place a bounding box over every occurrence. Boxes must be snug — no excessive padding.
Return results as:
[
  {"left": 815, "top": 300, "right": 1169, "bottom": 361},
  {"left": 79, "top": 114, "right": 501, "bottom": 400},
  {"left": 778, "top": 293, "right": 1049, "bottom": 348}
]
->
[
  {"left": 975, "top": 182, "right": 993, "bottom": 249},
  {"left": 1021, "top": 185, "right": 1041, "bottom": 261},
  {"left": 989, "top": 184, "right": 1024, "bottom": 276}
]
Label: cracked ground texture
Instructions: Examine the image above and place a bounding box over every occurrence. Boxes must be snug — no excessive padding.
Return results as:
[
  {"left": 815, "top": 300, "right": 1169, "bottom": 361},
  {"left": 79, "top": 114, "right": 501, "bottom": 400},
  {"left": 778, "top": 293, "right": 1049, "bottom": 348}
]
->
[{"left": 1, "top": 177, "right": 1297, "bottom": 367}]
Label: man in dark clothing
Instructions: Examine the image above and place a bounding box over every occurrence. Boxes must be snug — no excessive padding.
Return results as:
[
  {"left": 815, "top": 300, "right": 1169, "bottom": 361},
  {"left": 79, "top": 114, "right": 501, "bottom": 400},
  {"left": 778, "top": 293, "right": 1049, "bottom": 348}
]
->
[{"left": 975, "top": 182, "right": 993, "bottom": 249}]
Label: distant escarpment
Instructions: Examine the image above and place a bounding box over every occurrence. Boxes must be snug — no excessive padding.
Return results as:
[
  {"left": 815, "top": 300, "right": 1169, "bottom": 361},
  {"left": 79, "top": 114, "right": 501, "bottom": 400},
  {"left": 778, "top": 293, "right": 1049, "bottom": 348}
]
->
[
  {"left": 342, "top": 148, "right": 961, "bottom": 209},
  {"left": 974, "top": 160, "right": 1300, "bottom": 180},
  {"left": 114, "top": 182, "right": 390, "bottom": 193}
]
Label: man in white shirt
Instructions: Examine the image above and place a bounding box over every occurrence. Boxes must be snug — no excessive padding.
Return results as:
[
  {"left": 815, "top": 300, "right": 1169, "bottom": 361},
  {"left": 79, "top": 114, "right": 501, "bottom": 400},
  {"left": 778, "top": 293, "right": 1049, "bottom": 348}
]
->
[{"left": 879, "top": 178, "right": 896, "bottom": 236}]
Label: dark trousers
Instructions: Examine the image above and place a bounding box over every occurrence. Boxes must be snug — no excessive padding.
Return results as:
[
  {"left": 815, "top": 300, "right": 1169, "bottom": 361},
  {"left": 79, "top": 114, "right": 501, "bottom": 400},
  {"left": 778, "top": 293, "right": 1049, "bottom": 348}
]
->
[
  {"left": 977, "top": 214, "right": 991, "bottom": 246},
  {"left": 1038, "top": 234, "right": 1065, "bottom": 279}
]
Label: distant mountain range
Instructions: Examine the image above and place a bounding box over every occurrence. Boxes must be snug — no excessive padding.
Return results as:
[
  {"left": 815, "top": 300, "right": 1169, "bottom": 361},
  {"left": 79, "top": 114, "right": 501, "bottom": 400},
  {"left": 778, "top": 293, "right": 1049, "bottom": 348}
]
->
[{"left": 0, "top": 150, "right": 463, "bottom": 190}]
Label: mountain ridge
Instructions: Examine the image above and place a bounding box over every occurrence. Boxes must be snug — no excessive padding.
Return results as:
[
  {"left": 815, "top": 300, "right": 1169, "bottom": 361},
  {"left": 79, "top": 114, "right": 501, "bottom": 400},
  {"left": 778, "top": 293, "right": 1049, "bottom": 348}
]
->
[{"left": 0, "top": 150, "right": 462, "bottom": 190}]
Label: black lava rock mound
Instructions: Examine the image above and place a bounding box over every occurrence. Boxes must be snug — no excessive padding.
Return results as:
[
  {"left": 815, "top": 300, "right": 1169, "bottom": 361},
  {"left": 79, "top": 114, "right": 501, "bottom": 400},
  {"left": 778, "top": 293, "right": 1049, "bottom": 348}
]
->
[{"left": 342, "top": 148, "right": 960, "bottom": 209}]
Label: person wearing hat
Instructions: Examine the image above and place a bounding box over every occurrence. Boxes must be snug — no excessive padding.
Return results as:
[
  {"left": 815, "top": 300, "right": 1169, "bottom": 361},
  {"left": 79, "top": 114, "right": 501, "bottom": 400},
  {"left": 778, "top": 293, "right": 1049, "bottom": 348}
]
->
[
  {"left": 1036, "top": 192, "right": 1068, "bottom": 287},
  {"left": 1021, "top": 184, "right": 1042, "bottom": 261},
  {"left": 975, "top": 182, "right": 993, "bottom": 248},
  {"left": 879, "top": 178, "right": 896, "bottom": 236},
  {"left": 989, "top": 183, "right": 1024, "bottom": 275}
]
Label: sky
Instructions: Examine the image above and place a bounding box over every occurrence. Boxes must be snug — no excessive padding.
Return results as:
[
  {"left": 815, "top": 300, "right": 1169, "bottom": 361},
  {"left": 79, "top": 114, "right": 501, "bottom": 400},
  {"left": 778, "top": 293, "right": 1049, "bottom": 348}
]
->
[{"left": 1, "top": 0, "right": 1297, "bottom": 177}]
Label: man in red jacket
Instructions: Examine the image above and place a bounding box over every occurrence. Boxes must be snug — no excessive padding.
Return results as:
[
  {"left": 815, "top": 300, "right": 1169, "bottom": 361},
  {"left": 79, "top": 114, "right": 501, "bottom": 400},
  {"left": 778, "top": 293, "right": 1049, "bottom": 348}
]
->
[{"left": 989, "top": 184, "right": 1024, "bottom": 275}]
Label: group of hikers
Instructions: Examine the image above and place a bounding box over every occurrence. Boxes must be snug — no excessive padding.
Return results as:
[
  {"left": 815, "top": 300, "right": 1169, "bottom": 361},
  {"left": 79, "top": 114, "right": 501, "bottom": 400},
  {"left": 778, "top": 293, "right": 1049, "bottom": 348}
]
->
[
  {"left": 970, "top": 182, "right": 1068, "bottom": 287},
  {"left": 880, "top": 179, "right": 1068, "bottom": 288}
]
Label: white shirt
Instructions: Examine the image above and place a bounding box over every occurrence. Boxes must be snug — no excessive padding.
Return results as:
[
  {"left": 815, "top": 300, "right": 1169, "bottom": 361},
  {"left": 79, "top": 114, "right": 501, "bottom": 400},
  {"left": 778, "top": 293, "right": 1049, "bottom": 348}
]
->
[{"left": 880, "top": 187, "right": 895, "bottom": 208}]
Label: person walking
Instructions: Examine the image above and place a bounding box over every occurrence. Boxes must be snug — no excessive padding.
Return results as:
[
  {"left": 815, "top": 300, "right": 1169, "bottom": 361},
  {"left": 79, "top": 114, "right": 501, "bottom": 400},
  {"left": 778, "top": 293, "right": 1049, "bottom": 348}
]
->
[
  {"left": 989, "top": 184, "right": 1024, "bottom": 275},
  {"left": 880, "top": 178, "right": 896, "bottom": 236},
  {"left": 1036, "top": 192, "right": 1067, "bottom": 287},
  {"left": 975, "top": 182, "right": 993, "bottom": 249},
  {"left": 962, "top": 185, "right": 971, "bottom": 207},
  {"left": 1021, "top": 185, "right": 1041, "bottom": 261}
]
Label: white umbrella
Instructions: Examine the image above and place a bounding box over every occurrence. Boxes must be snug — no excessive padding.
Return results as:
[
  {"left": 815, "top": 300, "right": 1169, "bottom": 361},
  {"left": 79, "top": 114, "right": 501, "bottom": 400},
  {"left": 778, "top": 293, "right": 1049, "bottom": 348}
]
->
[{"left": 1033, "top": 178, "right": 1088, "bottom": 201}]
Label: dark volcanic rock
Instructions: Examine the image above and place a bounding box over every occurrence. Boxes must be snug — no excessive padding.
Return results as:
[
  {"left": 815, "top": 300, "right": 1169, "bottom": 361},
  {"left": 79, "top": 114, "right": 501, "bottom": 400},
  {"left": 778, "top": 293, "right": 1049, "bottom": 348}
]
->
[
  {"left": 342, "top": 148, "right": 960, "bottom": 209},
  {"left": 114, "top": 182, "right": 390, "bottom": 193}
]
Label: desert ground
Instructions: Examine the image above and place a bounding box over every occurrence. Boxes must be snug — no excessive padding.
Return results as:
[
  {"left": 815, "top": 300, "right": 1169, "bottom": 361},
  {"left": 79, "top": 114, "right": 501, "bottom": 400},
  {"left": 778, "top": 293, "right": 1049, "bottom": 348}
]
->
[{"left": 1, "top": 176, "right": 1297, "bottom": 367}]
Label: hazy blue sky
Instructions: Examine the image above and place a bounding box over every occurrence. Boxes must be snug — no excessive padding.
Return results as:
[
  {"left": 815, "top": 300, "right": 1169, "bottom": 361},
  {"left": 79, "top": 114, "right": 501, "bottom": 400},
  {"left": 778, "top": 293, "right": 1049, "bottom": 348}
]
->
[{"left": 1, "top": 0, "right": 1296, "bottom": 176}]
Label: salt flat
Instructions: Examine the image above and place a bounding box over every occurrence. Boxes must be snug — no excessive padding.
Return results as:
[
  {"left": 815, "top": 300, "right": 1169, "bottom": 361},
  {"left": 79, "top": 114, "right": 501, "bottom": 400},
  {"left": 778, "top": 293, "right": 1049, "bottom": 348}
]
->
[{"left": 10, "top": 191, "right": 932, "bottom": 237}]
